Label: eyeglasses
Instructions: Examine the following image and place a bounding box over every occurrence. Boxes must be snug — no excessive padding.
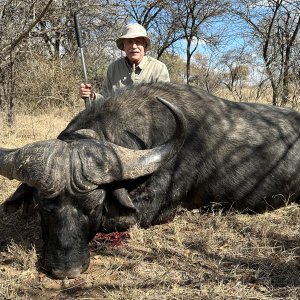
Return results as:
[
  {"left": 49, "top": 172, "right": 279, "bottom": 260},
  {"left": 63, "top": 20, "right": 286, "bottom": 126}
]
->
[{"left": 124, "top": 38, "right": 146, "bottom": 47}]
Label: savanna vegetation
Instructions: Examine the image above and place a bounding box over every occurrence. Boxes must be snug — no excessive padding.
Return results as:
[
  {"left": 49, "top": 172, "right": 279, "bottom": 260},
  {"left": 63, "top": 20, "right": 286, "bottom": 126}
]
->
[{"left": 0, "top": 0, "right": 300, "bottom": 299}]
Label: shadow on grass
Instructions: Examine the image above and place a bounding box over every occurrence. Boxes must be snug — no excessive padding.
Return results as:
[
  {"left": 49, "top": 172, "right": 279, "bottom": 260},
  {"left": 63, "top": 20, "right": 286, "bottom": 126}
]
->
[
  {"left": 1, "top": 202, "right": 299, "bottom": 299},
  {"left": 88, "top": 209, "right": 300, "bottom": 299}
]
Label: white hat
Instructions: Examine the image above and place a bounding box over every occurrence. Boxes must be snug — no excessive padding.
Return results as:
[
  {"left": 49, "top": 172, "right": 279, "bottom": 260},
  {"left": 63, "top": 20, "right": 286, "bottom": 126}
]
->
[{"left": 116, "top": 23, "right": 151, "bottom": 51}]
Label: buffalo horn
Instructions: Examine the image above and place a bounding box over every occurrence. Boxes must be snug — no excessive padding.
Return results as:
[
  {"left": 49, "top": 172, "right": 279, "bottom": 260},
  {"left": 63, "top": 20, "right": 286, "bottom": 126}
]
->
[
  {"left": 0, "top": 98, "right": 186, "bottom": 195},
  {"left": 70, "top": 97, "right": 187, "bottom": 189},
  {"left": 0, "top": 140, "right": 70, "bottom": 197}
]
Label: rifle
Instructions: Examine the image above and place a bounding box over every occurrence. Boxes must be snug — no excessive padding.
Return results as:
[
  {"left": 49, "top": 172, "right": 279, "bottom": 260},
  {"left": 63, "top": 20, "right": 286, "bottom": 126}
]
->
[{"left": 74, "top": 13, "right": 91, "bottom": 108}]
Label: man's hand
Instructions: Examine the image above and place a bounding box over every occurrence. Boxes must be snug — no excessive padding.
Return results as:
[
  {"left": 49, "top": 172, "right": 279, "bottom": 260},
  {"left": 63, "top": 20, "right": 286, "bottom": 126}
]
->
[{"left": 79, "top": 83, "right": 94, "bottom": 99}]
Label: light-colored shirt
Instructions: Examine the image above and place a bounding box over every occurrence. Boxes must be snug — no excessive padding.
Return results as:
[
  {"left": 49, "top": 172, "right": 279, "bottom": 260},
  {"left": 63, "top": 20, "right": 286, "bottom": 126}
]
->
[{"left": 95, "top": 55, "right": 170, "bottom": 100}]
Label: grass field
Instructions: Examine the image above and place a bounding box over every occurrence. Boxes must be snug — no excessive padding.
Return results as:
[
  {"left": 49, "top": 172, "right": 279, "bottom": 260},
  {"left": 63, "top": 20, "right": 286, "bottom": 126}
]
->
[{"left": 0, "top": 108, "right": 300, "bottom": 299}]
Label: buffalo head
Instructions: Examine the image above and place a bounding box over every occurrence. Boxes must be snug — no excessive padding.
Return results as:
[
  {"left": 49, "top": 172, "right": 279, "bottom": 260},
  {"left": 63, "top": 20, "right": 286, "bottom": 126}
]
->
[{"left": 1, "top": 97, "right": 186, "bottom": 278}]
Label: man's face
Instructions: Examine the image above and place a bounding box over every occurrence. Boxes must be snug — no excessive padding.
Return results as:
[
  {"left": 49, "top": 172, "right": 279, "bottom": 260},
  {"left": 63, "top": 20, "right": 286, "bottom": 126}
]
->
[{"left": 123, "top": 37, "right": 146, "bottom": 65}]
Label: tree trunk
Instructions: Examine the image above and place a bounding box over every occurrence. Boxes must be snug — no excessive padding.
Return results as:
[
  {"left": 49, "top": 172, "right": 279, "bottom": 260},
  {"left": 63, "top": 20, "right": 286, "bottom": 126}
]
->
[
  {"left": 7, "top": 48, "right": 15, "bottom": 126},
  {"left": 186, "top": 40, "right": 191, "bottom": 85}
]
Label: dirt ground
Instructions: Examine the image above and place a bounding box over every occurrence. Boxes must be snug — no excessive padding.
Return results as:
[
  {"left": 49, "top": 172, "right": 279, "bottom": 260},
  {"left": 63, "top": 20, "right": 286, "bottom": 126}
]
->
[{"left": 0, "top": 111, "right": 300, "bottom": 299}]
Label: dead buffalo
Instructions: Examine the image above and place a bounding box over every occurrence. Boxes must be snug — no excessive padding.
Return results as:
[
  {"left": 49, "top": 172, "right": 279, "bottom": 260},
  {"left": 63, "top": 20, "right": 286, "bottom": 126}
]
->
[{"left": 2, "top": 82, "right": 300, "bottom": 279}]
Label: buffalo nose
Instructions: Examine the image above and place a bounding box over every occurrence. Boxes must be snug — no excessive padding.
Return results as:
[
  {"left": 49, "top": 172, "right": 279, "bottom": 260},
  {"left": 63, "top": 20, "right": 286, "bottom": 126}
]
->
[
  {"left": 52, "top": 266, "right": 84, "bottom": 279},
  {"left": 51, "top": 259, "right": 90, "bottom": 279}
]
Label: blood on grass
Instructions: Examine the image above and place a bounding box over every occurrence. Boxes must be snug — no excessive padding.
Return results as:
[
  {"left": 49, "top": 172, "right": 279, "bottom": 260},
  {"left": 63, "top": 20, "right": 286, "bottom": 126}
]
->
[{"left": 90, "top": 231, "right": 130, "bottom": 250}]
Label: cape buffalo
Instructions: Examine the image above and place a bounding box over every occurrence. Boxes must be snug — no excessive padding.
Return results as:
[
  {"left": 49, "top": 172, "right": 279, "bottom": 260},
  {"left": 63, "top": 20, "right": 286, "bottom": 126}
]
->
[{"left": 2, "top": 82, "right": 300, "bottom": 278}]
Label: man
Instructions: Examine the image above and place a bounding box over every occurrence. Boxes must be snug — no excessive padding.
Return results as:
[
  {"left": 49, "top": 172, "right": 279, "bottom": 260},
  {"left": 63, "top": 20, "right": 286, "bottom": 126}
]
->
[{"left": 79, "top": 23, "right": 170, "bottom": 101}]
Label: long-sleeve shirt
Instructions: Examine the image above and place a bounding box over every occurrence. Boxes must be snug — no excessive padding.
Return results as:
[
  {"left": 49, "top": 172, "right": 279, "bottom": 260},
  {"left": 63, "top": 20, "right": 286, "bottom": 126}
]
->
[{"left": 95, "top": 55, "right": 170, "bottom": 100}]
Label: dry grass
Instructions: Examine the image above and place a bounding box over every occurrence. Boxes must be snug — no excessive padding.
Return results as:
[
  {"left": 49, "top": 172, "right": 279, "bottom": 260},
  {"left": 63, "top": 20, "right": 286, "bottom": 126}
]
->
[{"left": 0, "top": 109, "right": 300, "bottom": 300}]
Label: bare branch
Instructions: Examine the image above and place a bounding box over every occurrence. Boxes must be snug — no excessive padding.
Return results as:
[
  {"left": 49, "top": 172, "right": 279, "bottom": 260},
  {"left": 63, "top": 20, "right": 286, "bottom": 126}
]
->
[{"left": 1, "top": 0, "right": 54, "bottom": 53}]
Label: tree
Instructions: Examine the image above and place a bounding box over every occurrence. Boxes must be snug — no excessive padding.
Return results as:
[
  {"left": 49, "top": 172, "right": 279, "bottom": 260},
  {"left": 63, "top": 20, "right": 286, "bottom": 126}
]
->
[
  {"left": 173, "top": 0, "right": 228, "bottom": 84},
  {"left": 0, "top": 0, "right": 128, "bottom": 120},
  {"left": 218, "top": 48, "right": 252, "bottom": 101},
  {"left": 122, "top": 0, "right": 184, "bottom": 60},
  {"left": 0, "top": 0, "right": 54, "bottom": 125},
  {"left": 190, "top": 53, "right": 223, "bottom": 93},
  {"left": 160, "top": 51, "right": 185, "bottom": 82},
  {"left": 122, "top": 0, "right": 229, "bottom": 85},
  {"left": 231, "top": 0, "right": 300, "bottom": 106}
]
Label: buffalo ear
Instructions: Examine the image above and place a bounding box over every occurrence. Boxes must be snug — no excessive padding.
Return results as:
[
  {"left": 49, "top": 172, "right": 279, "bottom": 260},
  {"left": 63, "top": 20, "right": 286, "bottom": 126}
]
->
[{"left": 4, "top": 183, "right": 35, "bottom": 218}]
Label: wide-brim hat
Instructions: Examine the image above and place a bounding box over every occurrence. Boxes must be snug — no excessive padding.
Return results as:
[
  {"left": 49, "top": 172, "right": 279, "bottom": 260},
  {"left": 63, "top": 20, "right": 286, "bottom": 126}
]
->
[{"left": 116, "top": 23, "right": 151, "bottom": 51}]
